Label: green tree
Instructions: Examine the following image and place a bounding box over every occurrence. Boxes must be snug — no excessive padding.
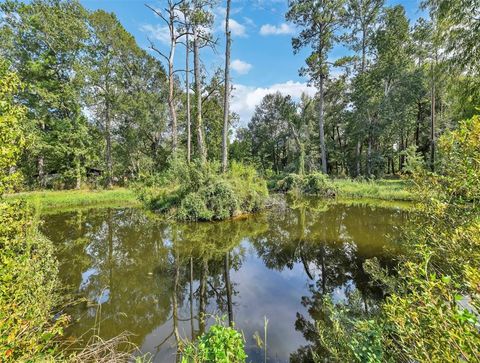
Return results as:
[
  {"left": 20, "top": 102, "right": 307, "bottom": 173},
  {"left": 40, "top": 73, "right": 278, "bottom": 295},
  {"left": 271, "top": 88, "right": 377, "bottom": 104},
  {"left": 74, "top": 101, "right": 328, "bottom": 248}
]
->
[
  {"left": 86, "top": 10, "right": 142, "bottom": 187},
  {"left": 344, "top": 0, "right": 384, "bottom": 175},
  {"left": 0, "top": 59, "right": 25, "bottom": 194},
  {"left": 286, "top": 0, "right": 346, "bottom": 174},
  {"left": 1, "top": 0, "right": 90, "bottom": 188}
]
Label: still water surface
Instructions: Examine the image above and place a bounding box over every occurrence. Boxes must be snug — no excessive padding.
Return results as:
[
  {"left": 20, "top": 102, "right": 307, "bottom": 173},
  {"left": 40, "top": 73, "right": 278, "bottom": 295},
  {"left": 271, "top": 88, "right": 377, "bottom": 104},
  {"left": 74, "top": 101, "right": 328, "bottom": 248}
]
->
[{"left": 41, "top": 199, "right": 408, "bottom": 362}]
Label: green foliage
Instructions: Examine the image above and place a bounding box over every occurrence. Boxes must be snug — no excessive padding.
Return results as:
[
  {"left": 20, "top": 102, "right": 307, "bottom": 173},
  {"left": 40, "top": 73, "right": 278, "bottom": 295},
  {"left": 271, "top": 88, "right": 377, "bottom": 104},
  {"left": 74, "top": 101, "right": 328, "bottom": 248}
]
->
[
  {"left": 136, "top": 161, "right": 268, "bottom": 221},
  {"left": 333, "top": 178, "right": 413, "bottom": 201},
  {"left": 6, "top": 188, "right": 139, "bottom": 212},
  {"left": 0, "top": 201, "right": 66, "bottom": 361},
  {"left": 402, "top": 145, "right": 426, "bottom": 175},
  {"left": 0, "top": 56, "right": 63, "bottom": 361},
  {"left": 303, "top": 116, "right": 480, "bottom": 361},
  {"left": 381, "top": 260, "right": 480, "bottom": 362},
  {"left": 227, "top": 162, "right": 270, "bottom": 213},
  {"left": 181, "top": 323, "right": 247, "bottom": 363},
  {"left": 309, "top": 296, "right": 386, "bottom": 363},
  {"left": 275, "top": 173, "right": 337, "bottom": 197},
  {"left": 0, "top": 58, "right": 25, "bottom": 194},
  {"left": 275, "top": 173, "right": 303, "bottom": 192},
  {"left": 436, "top": 115, "right": 480, "bottom": 203},
  {"left": 372, "top": 116, "right": 480, "bottom": 361}
]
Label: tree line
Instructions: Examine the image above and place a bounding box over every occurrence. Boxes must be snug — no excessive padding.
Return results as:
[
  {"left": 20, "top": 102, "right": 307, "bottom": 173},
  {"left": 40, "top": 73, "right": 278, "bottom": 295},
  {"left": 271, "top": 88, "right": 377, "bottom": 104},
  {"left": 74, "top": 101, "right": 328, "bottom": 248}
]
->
[
  {"left": 0, "top": 0, "right": 235, "bottom": 189},
  {"left": 232, "top": 0, "right": 479, "bottom": 178},
  {"left": 1, "top": 0, "right": 479, "bottom": 190}
]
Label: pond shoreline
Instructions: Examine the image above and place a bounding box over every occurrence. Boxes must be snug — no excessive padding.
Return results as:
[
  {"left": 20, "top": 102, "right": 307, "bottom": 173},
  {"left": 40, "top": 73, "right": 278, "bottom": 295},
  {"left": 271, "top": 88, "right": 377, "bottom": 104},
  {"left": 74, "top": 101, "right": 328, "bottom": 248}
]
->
[{"left": 5, "top": 179, "right": 414, "bottom": 212}]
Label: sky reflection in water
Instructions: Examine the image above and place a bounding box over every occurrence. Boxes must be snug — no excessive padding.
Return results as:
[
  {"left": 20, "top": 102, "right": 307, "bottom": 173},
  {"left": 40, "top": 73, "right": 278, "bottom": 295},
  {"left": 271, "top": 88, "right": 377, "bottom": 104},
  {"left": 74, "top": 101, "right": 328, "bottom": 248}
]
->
[{"left": 41, "top": 200, "right": 408, "bottom": 363}]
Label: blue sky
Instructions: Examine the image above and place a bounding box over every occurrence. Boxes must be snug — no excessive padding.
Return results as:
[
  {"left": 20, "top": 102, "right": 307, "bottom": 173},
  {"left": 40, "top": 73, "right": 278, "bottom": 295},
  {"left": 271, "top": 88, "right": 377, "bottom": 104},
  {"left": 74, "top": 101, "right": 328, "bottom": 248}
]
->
[{"left": 80, "top": 0, "right": 427, "bottom": 125}]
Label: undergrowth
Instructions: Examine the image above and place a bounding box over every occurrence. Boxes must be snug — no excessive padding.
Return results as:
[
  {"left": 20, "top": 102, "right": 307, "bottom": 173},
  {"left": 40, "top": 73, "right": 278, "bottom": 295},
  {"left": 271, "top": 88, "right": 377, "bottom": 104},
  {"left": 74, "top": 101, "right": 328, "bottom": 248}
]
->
[
  {"left": 274, "top": 172, "right": 337, "bottom": 197},
  {"left": 180, "top": 323, "right": 247, "bottom": 363},
  {"left": 135, "top": 161, "right": 268, "bottom": 221}
]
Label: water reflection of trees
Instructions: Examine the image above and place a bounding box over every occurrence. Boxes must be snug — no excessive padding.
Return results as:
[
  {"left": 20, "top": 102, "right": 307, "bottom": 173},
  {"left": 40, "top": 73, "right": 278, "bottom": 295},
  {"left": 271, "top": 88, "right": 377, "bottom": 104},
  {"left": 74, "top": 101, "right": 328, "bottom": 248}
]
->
[
  {"left": 249, "top": 199, "right": 406, "bottom": 362},
  {"left": 42, "top": 208, "right": 268, "bottom": 360},
  {"left": 41, "top": 202, "right": 406, "bottom": 362}
]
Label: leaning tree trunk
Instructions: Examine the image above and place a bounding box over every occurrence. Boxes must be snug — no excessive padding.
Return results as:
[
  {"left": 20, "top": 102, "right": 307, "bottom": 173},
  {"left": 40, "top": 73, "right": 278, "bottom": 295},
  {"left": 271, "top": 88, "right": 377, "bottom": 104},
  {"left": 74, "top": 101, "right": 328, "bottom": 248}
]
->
[
  {"left": 193, "top": 27, "right": 207, "bottom": 163},
  {"left": 221, "top": 0, "right": 232, "bottom": 173}
]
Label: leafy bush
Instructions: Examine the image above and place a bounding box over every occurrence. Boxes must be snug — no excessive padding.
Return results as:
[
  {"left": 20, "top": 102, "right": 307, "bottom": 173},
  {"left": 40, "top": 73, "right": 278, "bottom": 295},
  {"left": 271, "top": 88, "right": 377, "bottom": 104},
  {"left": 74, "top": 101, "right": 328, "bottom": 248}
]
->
[
  {"left": 303, "top": 173, "right": 336, "bottom": 196},
  {"left": 227, "top": 162, "right": 268, "bottom": 213},
  {"left": 0, "top": 58, "right": 25, "bottom": 195},
  {"left": 203, "top": 181, "right": 238, "bottom": 220},
  {"left": 275, "top": 173, "right": 303, "bottom": 192},
  {"left": 275, "top": 172, "right": 336, "bottom": 197},
  {"left": 303, "top": 116, "right": 480, "bottom": 361},
  {"left": 181, "top": 324, "right": 247, "bottom": 363},
  {"left": 135, "top": 161, "right": 268, "bottom": 221},
  {"left": 177, "top": 192, "right": 214, "bottom": 221},
  {"left": 0, "top": 201, "right": 67, "bottom": 361},
  {"left": 437, "top": 115, "right": 480, "bottom": 203}
]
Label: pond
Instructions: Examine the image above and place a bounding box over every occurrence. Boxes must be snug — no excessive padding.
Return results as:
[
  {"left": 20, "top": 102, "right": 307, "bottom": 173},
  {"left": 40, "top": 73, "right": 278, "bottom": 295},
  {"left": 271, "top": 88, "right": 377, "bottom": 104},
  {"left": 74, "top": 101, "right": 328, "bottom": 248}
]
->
[{"left": 41, "top": 198, "right": 409, "bottom": 362}]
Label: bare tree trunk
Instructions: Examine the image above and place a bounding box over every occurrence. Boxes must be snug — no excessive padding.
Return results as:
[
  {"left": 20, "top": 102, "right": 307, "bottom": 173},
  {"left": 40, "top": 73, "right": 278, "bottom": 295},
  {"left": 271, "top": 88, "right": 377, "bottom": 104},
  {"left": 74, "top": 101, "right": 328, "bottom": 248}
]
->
[
  {"left": 193, "top": 27, "right": 207, "bottom": 163},
  {"left": 361, "top": 34, "right": 366, "bottom": 72},
  {"left": 145, "top": 3, "right": 178, "bottom": 153},
  {"left": 399, "top": 133, "right": 405, "bottom": 171},
  {"left": 186, "top": 32, "right": 191, "bottom": 163},
  {"left": 318, "top": 74, "right": 327, "bottom": 174},
  {"left": 221, "top": 0, "right": 231, "bottom": 173},
  {"left": 355, "top": 27, "right": 368, "bottom": 178},
  {"left": 168, "top": 52, "right": 177, "bottom": 152},
  {"left": 168, "top": 10, "right": 178, "bottom": 153}
]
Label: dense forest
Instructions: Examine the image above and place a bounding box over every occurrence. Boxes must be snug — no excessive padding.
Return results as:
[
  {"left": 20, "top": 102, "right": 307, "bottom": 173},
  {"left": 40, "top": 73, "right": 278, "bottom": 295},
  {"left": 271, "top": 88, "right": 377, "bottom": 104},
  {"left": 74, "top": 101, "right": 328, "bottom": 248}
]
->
[
  {"left": 1, "top": 0, "right": 479, "bottom": 362},
  {"left": 0, "top": 0, "right": 478, "bottom": 189}
]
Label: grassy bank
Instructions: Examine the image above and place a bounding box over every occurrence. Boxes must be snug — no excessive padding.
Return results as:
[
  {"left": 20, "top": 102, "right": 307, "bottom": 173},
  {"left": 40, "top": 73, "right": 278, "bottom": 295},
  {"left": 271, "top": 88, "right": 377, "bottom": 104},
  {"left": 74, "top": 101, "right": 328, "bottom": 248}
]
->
[
  {"left": 332, "top": 178, "right": 414, "bottom": 201},
  {"left": 4, "top": 179, "right": 413, "bottom": 213},
  {"left": 5, "top": 188, "right": 139, "bottom": 211}
]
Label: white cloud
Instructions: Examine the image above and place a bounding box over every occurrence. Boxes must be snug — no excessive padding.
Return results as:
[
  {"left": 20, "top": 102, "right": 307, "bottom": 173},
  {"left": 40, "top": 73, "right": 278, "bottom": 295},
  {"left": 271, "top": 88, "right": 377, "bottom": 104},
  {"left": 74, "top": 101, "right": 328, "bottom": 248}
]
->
[
  {"left": 231, "top": 81, "right": 317, "bottom": 126},
  {"left": 231, "top": 59, "right": 252, "bottom": 75},
  {"left": 140, "top": 24, "right": 170, "bottom": 45},
  {"left": 229, "top": 19, "right": 247, "bottom": 37},
  {"left": 260, "top": 23, "right": 295, "bottom": 36}
]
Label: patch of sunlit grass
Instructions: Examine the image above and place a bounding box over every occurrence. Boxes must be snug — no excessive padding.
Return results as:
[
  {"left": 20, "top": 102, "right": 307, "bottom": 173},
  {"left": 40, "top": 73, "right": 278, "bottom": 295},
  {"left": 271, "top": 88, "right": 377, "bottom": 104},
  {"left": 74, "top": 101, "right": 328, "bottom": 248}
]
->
[
  {"left": 5, "top": 188, "right": 139, "bottom": 210},
  {"left": 333, "top": 179, "right": 414, "bottom": 201}
]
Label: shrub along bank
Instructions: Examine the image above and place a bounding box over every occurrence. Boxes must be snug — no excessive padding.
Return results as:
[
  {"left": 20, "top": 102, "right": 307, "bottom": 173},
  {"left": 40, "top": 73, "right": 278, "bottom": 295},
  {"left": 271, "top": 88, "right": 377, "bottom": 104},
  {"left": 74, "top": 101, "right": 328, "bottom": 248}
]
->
[
  {"left": 136, "top": 161, "right": 268, "bottom": 221},
  {"left": 274, "top": 172, "right": 337, "bottom": 197},
  {"left": 309, "top": 116, "right": 480, "bottom": 362}
]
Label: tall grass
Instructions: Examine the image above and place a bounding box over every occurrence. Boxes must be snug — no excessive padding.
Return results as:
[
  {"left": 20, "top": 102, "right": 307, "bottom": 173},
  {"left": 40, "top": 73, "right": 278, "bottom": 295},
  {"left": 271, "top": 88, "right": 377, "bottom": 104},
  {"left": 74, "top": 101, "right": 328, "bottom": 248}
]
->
[
  {"left": 332, "top": 179, "right": 414, "bottom": 201},
  {"left": 5, "top": 188, "right": 139, "bottom": 210}
]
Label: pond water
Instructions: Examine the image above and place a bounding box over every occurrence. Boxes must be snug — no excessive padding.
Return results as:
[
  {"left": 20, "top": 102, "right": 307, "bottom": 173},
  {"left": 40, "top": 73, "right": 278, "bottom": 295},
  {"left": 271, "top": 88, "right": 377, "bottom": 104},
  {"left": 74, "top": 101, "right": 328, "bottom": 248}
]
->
[{"left": 41, "top": 198, "right": 409, "bottom": 362}]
